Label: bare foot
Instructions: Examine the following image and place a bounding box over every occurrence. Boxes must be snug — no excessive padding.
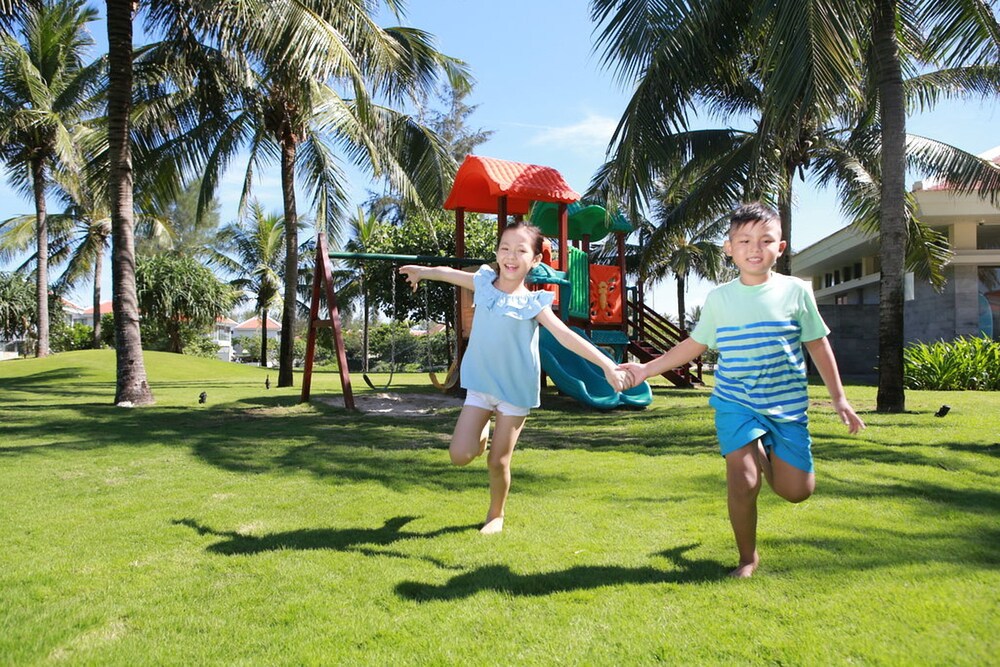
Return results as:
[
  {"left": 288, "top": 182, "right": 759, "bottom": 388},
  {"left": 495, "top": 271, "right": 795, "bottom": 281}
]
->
[
  {"left": 728, "top": 553, "right": 760, "bottom": 578},
  {"left": 480, "top": 516, "right": 504, "bottom": 535},
  {"left": 755, "top": 441, "right": 774, "bottom": 489}
]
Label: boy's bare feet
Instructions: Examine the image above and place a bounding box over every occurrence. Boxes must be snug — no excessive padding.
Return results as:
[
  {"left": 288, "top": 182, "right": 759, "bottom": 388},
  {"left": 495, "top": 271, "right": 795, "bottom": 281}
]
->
[
  {"left": 728, "top": 553, "right": 760, "bottom": 578},
  {"left": 480, "top": 516, "right": 504, "bottom": 534},
  {"left": 755, "top": 441, "right": 774, "bottom": 489}
]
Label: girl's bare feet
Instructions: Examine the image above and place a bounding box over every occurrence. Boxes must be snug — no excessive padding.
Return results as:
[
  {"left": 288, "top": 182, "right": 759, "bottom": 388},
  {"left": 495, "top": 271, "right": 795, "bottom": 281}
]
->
[
  {"left": 728, "top": 552, "right": 760, "bottom": 578},
  {"left": 480, "top": 516, "right": 504, "bottom": 534}
]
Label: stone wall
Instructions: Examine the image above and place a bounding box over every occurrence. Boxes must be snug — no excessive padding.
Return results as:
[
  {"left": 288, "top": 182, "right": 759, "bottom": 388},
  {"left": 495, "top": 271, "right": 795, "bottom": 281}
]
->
[{"left": 818, "top": 304, "right": 880, "bottom": 380}]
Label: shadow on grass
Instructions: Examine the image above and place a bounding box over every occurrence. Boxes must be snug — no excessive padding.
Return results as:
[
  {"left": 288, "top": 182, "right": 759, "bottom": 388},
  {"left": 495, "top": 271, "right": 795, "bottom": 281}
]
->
[
  {"left": 395, "top": 543, "right": 727, "bottom": 601},
  {"left": 174, "top": 516, "right": 478, "bottom": 568},
  {"left": 820, "top": 471, "right": 1000, "bottom": 516}
]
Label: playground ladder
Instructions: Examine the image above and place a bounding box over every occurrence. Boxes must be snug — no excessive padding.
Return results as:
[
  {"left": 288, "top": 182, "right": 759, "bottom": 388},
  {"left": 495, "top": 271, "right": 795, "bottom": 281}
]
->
[{"left": 625, "top": 296, "right": 703, "bottom": 388}]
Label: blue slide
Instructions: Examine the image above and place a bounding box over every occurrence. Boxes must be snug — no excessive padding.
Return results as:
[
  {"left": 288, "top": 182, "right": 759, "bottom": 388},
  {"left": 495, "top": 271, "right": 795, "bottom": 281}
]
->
[{"left": 539, "top": 327, "right": 652, "bottom": 409}]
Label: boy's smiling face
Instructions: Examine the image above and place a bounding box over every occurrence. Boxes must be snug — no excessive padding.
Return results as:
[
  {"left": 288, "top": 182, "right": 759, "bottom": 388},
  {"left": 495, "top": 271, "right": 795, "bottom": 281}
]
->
[{"left": 724, "top": 218, "right": 786, "bottom": 285}]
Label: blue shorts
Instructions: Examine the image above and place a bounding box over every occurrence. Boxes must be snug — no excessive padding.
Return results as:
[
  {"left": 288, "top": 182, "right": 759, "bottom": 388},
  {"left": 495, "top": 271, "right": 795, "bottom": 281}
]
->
[{"left": 710, "top": 396, "right": 814, "bottom": 473}]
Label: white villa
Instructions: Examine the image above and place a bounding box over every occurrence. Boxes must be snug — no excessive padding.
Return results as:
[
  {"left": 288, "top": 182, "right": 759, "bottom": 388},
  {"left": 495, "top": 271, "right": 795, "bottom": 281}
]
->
[
  {"left": 231, "top": 315, "right": 282, "bottom": 363},
  {"left": 792, "top": 147, "right": 1000, "bottom": 377}
]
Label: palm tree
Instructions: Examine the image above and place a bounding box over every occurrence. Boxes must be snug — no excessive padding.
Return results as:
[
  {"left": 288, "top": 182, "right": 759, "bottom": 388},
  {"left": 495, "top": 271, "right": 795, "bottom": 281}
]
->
[
  {"left": 211, "top": 201, "right": 285, "bottom": 368},
  {"left": 644, "top": 181, "right": 735, "bottom": 331},
  {"left": 0, "top": 199, "right": 110, "bottom": 349},
  {"left": 590, "top": 0, "right": 1000, "bottom": 412},
  {"left": 183, "top": 3, "right": 470, "bottom": 388},
  {"left": 342, "top": 205, "right": 389, "bottom": 375},
  {"left": 0, "top": 0, "right": 104, "bottom": 357}
]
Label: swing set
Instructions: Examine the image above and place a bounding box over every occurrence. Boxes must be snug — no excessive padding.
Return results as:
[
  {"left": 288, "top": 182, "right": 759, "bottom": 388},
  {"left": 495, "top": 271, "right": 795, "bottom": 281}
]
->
[{"left": 300, "top": 155, "right": 580, "bottom": 409}]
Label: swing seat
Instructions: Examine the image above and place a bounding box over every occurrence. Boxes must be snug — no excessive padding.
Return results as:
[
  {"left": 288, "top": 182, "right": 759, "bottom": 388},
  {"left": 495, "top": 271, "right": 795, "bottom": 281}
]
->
[
  {"left": 429, "top": 360, "right": 460, "bottom": 392},
  {"left": 363, "top": 369, "right": 395, "bottom": 391}
]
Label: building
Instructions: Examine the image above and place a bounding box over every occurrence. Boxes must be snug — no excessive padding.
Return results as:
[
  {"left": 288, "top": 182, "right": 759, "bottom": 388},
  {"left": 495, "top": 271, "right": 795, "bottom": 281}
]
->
[
  {"left": 792, "top": 147, "right": 1000, "bottom": 378},
  {"left": 212, "top": 317, "right": 238, "bottom": 362},
  {"left": 232, "top": 315, "right": 282, "bottom": 363}
]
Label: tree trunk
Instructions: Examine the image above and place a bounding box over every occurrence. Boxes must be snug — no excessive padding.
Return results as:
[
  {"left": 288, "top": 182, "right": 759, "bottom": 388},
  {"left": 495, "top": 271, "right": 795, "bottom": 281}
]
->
[
  {"left": 874, "top": 0, "right": 907, "bottom": 413},
  {"left": 107, "top": 0, "right": 153, "bottom": 406},
  {"left": 92, "top": 249, "right": 102, "bottom": 348},
  {"left": 362, "top": 291, "right": 370, "bottom": 373},
  {"left": 676, "top": 273, "right": 686, "bottom": 331},
  {"left": 277, "top": 134, "right": 298, "bottom": 387},
  {"left": 260, "top": 307, "right": 268, "bottom": 367},
  {"left": 776, "top": 167, "right": 794, "bottom": 276},
  {"left": 31, "top": 158, "right": 49, "bottom": 357}
]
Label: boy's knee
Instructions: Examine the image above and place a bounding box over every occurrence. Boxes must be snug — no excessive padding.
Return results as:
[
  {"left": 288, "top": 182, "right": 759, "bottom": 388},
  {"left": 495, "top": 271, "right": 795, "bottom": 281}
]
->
[
  {"left": 777, "top": 485, "right": 813, "bottom": 504},
  {"left": 728, "top": 472, "right": 761, "bottom": 499}
]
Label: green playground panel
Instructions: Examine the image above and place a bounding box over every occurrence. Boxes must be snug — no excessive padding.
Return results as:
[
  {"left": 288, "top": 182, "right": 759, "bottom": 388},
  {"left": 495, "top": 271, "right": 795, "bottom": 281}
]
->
[{"left": 567, "top": 246, "right": 590, "bottom": 321}]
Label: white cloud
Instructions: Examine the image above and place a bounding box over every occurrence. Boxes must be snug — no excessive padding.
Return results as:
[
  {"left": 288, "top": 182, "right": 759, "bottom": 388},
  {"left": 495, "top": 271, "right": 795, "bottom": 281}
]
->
[{"left": 526, "top": 114, "right": 618, "bottom": 154}]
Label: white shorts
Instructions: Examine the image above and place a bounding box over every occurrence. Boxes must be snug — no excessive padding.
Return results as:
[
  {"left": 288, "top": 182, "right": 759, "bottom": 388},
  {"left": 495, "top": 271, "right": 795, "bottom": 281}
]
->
[{"left": 464, "top": 389, "right": 531, "bottom": 417}]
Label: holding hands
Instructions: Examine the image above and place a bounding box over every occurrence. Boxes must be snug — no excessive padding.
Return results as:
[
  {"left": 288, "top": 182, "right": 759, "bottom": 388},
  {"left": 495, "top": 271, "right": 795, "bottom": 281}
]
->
[
  {"left": 603, "top": 366, "right": 633, "bottom": 393},
  {"left": 617, "top": 362, "right": 647, "bottom": 390}
]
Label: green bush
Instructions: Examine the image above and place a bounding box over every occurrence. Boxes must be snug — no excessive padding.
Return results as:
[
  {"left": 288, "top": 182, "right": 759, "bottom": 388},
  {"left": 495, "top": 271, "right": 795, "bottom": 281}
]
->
[{"left": 903, "top": 335, "right": 1000, "bottom": 390}]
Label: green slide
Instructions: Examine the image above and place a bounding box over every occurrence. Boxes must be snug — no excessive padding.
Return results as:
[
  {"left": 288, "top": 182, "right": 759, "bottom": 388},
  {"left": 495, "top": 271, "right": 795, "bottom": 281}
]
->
[{"left": 539, "top": 327, "right": 652, "bottom": 410}]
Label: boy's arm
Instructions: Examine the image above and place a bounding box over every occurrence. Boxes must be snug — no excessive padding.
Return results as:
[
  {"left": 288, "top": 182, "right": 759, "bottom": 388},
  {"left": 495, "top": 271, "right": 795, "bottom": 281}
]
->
[
  {"left": 804, "top": 337, "right": 866, "bottom": 434},
  {"left": 619, "top": 337, "right": 707, "bottom": 386},
  {"left": 399, "top": 264, "right": 476, "bottom": 291},
  {"left": 535, "top": 307, "right": 629, "bottom": 391}
]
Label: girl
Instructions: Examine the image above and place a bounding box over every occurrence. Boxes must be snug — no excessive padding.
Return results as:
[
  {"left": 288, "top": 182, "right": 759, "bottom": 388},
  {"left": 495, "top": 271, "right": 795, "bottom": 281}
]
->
[{"left": 400, "top": 222, "right": 629, "bottom": 534}]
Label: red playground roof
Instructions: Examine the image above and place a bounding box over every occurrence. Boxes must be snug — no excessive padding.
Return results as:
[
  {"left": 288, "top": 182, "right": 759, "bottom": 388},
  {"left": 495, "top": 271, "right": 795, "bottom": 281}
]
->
[{"left": 443, "top": 155, "right": 580, "bottom": 215}]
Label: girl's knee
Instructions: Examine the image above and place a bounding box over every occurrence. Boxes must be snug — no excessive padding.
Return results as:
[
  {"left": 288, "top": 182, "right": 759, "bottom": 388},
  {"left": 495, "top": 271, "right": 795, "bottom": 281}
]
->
[
  {"left": 449, "top": 445, "right": 478, "bottom": 466},
  {"left": 486, "top": 451, "right": 512, "bottom": 473}
]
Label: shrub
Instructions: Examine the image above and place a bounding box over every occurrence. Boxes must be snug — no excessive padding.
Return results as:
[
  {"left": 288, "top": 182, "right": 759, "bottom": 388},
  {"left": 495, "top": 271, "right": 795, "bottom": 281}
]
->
[{"left": 903, "top": 336, "right": 1000, "bottom": 390}]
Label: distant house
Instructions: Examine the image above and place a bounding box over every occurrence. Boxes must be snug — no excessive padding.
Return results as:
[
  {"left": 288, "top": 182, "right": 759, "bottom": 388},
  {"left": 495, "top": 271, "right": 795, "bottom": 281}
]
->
[
  {"left": 1, "top": 297, "right": 86, "bottom": 360},
  {"left": 71, "top": 300, "right": 113, "bottom": 328},
  {"left": 212, "top": 317, "right": 239, "bottom": 362},
  {"left": 791, "top": 146, "right": 1000, "bottom": 377},
  {"left": 232, "top": 315, "right": 282, "bottom": 363}
]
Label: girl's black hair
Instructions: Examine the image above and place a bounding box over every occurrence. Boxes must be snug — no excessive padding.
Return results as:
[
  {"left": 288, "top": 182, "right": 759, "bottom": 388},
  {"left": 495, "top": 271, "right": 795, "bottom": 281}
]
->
[{"left": 499, "top": 221, "right": 545, "bottom": 256}]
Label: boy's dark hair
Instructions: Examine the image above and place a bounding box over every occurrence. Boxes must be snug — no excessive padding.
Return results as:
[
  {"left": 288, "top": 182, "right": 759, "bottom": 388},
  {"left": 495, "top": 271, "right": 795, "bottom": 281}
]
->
[
  {"left": 729, "top": 202, "right": 780, "bottom": 235},
  {"left": 499, "top": 221, "right": 545, "bottom": 256}
]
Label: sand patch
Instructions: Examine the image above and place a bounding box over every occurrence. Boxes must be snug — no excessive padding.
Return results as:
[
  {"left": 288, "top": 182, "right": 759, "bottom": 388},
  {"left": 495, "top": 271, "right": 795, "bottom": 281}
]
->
[{"left": 323, "top": 391, "right": 463, "bottom": 417}]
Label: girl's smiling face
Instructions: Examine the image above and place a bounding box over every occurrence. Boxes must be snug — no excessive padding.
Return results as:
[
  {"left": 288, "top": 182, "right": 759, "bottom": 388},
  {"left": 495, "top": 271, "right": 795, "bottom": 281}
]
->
[{"left": 495, "top": 226, "right": 543, "bottom": 284}]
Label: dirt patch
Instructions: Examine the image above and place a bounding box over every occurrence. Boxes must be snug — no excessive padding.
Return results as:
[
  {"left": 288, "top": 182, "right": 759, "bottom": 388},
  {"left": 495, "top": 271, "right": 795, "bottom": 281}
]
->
[{"left": 322, "top": 391, "right": 464, "bottom": 417}]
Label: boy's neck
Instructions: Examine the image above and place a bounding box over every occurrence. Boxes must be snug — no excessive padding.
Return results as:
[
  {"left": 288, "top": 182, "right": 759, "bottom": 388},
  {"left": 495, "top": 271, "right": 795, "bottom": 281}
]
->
[{"left": 738, "top": 270, "right": 775, "bottom": 287}]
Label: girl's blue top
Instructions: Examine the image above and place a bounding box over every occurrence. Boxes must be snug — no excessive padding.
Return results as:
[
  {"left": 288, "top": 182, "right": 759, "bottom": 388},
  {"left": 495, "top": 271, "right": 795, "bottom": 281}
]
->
[{"left": 460, "top": 265, "right": 555, "bottom": 408}]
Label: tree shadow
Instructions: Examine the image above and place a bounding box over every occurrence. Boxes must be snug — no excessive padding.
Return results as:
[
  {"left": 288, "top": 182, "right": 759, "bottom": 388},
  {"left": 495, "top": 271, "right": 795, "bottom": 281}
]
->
[
  {"left": 395, "top": 543, "right": 727, "bottom": 602},
  {"left": 173, "top": 515, "right": 478, "bottom": 568}
]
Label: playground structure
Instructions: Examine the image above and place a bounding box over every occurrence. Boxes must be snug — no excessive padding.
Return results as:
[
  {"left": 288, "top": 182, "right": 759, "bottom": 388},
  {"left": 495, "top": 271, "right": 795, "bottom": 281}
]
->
[{"left": 300, "top": 155, "right": 702, "bottom": 410}]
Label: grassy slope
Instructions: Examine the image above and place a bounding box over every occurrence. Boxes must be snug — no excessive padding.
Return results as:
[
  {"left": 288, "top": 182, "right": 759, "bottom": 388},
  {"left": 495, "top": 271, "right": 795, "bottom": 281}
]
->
[{"left": 1, "top": 351, "right": 997, "bottom": 664}]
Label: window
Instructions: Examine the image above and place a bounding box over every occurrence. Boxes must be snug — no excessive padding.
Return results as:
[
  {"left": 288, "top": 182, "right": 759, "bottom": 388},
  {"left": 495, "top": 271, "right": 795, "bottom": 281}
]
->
[
  {"left": 977, "top": 224, "right": 1000, "bottom": 250},
  {"left": 978, "top": 266, "right": 1000, "bottom": 341}
]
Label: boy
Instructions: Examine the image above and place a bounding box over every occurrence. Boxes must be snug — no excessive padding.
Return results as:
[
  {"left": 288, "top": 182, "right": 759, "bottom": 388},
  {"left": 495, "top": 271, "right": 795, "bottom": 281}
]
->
[{"left": 621, "top": 202, "right": 865, "bottom": 577}]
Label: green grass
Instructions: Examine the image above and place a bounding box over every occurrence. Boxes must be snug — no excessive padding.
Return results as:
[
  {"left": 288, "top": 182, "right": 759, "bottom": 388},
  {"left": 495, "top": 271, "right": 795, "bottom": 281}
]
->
[{"left": 1, "top": 350, "right": 997, "bottom": 665}]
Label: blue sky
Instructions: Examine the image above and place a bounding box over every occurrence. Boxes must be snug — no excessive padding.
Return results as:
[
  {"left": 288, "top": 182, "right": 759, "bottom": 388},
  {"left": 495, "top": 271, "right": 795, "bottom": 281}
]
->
[{"left": 2, "top": 1, "right": 998, "bottom": 314}]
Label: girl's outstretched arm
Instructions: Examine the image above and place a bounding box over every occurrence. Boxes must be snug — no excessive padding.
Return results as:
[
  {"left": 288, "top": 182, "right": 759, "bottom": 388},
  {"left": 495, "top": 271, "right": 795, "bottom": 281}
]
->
[
  {"left": 399, "top": 264, "right": 478, "bottom": 292},
  {"left": 535, "top": 307, "right": 629, "bottom": 392}
]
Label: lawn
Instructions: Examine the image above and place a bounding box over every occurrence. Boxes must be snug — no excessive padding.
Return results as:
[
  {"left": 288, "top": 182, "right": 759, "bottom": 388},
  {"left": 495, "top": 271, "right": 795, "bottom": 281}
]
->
[{"left": 1, "top": 350, "right": 997, "bottom": 665}]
